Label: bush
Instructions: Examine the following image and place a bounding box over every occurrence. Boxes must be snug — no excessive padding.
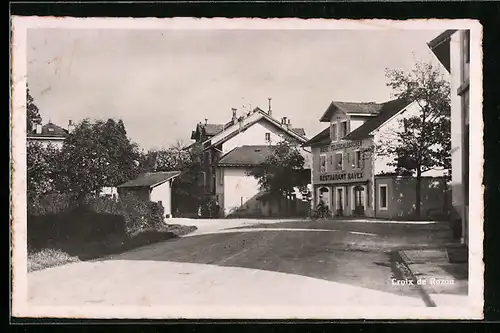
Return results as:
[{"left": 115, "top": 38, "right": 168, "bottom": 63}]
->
[
  {"left": 28, "top": 193, "right": 73, "bottom": 216},
  {"left": 86, "top": 193, "right": 165, "bottom": 235}
]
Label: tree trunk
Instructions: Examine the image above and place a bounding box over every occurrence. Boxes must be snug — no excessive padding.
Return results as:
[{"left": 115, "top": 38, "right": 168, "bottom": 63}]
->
[{"left": 415, "top": 167, "right": 422, "bottom": 219}]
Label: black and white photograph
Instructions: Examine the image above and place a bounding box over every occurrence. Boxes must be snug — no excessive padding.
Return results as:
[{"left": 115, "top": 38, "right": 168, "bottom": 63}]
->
[{"left": 11, "top": 17, "right": 483, "bottom": 319}]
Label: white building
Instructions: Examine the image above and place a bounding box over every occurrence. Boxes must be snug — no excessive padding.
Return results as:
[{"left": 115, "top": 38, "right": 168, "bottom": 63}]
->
[
  {"left": 190, "top": 103, "right": 311, "bottom": 217},
  {"left": 117, "top": 171, "right": 181, "bottom": 218},
  {"left": 27, "top": 120, "right": 74, "bottom": 149},
  {"left": 304, "top": 98, "right": 449, "bottom": 219},
  {"left": 428, "top": 30, "right": 470, "bottom": 245}
]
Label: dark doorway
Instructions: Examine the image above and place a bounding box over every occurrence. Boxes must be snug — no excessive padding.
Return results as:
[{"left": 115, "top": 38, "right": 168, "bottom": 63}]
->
[{"left": 353, "top": 185, "right": 365, "bottom": 216}]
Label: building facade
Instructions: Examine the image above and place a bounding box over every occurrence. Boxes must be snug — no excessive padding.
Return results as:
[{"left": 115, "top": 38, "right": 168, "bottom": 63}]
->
[
  {"left": 428, "top": 30, "right": 470, "bottom": 244},
  {"left": 305, "top": 98, "right": 449, "bottom": 219},
  {"left": 27, "top": 120, "right": 74, "bottom": 149},
  {"left": 190, "top": 103, "right": 311, "bottom": 217},
  {"left": 117, "top": 171, "right": 181, "bottom": 218}
]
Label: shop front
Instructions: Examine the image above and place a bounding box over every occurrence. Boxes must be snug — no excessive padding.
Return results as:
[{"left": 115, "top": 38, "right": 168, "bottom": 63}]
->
[{"left": 312, "top": 138, "right": 375, "bottom": 217}]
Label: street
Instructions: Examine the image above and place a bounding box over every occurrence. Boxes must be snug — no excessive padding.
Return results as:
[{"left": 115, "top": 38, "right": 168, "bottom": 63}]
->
[{"left": 27, "top": 219, "right": 456, "bottom": 311}]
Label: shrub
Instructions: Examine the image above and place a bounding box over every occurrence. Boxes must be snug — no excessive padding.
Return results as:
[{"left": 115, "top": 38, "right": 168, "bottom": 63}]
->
[
  {"left": 86, "top": 193, "right": 165, "bottom": 235},
  {"left": 28, "top": 193, "right": 74, "bottom": 216}
]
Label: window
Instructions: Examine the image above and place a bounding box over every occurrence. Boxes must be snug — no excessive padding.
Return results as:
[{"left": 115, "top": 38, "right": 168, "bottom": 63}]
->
[
  {"left": 379, "top": 184, "right": 388, "bottom": 210},
  {"left": 354, "top": 150, "right": 362, "bottom": 169},
  {"left": 464, "top": 30, "right": 470, "bottom": 64},
  {"left": 334, "top": 152, "right": 343, "bottom": 171},
  {"left": 330, "top": 123, "right": 338, "bottom": 141},
  {"left": 265, "top": 132, "right": 271, "bottom": 142},
  {"left": 320, "top": 154, "right": 327, "bottom": 173},
  {"left": 340, "top": 121, "right": 348, "bottom": 138},
  {"left": 328, "top": 155, "right": 333, "bottom": 171}
]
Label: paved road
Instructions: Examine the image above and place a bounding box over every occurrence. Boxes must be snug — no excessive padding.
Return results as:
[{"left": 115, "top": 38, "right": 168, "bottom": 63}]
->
[{"left": 27, "top": 219, "right": 455, "bottom": 316}]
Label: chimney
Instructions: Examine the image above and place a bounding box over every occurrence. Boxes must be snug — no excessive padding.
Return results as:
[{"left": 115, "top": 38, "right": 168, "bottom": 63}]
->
[
  {"left": 36, "top": 124, "right": 42, "bottom": 134},
  {"left": 287, "top": 118, "right": 292, "bottom": 129},
  {"left": 268, "top": 97, "right": 272, "bottom": 117},
  {"left": 282, "top": 117, "right": 287, "bottom": 126},
  {"left": 205, "top": 118, "right": 208, "bottom": 125},
  {"left": 232, "top": 108, "right": 237, "bottom": 124},
  {"left": 68, "top": 120, "right": 75, "bottom": 134}
]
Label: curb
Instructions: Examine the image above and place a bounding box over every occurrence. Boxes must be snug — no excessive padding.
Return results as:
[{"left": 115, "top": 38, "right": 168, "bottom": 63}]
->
[{"left": 392, "top": 251, "right": 437, "bottom": 307}]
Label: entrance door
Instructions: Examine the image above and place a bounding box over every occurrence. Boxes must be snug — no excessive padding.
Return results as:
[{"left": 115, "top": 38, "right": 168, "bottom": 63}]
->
[
  {"left": 318, "top": 187, "right": 331, "bottom": 210},
  {"left": 353, "top": 185, "right": 365, "bottom": 216},
  {"left": 335, "top": 187, "right": 344, "bottom": 216}
]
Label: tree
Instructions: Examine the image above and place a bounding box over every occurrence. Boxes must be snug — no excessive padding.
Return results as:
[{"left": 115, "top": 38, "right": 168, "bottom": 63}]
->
[
  {"left": 27, "top": 141, "right": 60, "bottom": 201},
  {"left": 26, "top": 87, "right": 42, "bottom": 134},
  {"left": 55, "top": 119, "right": 141, "bottom": 200},
  {"left": 381, "top": 61, "right": 451, "bottom": 218},
  {"left": 249, "top": 138, "right": 308, "bottom": 214}
]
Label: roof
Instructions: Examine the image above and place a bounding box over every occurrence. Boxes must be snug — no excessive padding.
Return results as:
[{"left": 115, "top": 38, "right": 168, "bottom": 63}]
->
[
  {"left": 302, "top": 126, "right": 330, "bottom": 147},
  {"left": 427, "top": 30, "right": 457, "bottom": 73},
  {"left": 218, "top": 145, "right": 275, "bottom": 167},
  {"left": 28, "top": 122, "right": 68, "bottom": 138},
  {"left": 291, "top": 128, "right": 306, "bottom": 136},
  {"left": 319, "top": 101, "right": 385, "bottom": 122},
  {"left": 118, "top": 171, "right": 181, "bottom": 188},
  {"left": 304, "top": 98, "right": 410, "bottom": 146},
  {"left": 203, "top": 123, "right": 225, "bottom": 136},
  {"left": 202, "top": 108, "right": 308, "bottom": 151},
  {"left": 343, "top": 98, "right": 412, "bottom": 140}
]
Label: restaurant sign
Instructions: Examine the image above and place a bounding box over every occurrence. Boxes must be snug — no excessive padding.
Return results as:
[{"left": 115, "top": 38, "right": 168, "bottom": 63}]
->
[
  {"left": 320, "top": 140, "right": 363, "bottom": 153},
  {"left": 319, "top": 171, "right": 364, "bottom": 182}
]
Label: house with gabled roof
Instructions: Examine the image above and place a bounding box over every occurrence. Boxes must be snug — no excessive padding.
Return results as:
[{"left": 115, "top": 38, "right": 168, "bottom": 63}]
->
[
  {"left": 304, "top": 98, "right": 449, "bottom": 220},
  {"left": 189, "top": 102, "right": 311, "bottom": 217},
  {"left": 117, "top": 171, "right": 182, "bottom": 218},
  {"left": 27, "top": 120, "right": 75, "bottom": 149}
]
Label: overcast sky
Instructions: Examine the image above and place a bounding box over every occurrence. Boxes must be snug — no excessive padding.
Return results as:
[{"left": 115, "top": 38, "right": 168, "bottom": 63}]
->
[{"left": 27, "top": 28, "right": 447, "bottom": 150}]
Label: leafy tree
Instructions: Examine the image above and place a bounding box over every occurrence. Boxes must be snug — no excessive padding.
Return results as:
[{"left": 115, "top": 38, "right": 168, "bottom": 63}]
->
[
  {"left": 140, "top": 140, "right": 204, "bottom": 214},
  {"left": 249, "top": 138, "right": 308, "bottom": 213},
  {"left": 380, "top": 61, "right": 451, "bottom": 218},
  {"left": 55, "top": 119, "right": 141, "bottom": 200},
  {"left": 26, "top": 87, "right": 42, "bottom": 134},
  {"left": 27, "top": 141, "right": 60, "bottom": 201}
]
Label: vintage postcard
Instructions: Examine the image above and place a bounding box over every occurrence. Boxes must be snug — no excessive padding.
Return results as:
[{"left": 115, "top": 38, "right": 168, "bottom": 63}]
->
[{"left": 11, "top": 17, "right": 483, "bottom": 320}]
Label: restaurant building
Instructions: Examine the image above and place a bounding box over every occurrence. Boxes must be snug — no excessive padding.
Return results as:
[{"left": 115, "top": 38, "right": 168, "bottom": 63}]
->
[{"left": 304, "top": 98, "right": 449, "bottom": 219}]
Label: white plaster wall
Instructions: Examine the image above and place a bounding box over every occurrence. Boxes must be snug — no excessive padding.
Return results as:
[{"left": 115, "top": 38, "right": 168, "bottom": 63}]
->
[
  {"left": 150, "top": 180, "right": 172, "bottom": 216},
  {"left": 350, "top": 118, "right": 367, "bottom": 132},
  {"left": 373, "top": 102, "right": 446, "bottom": 177},
  {"left": 223, "top": 167, "right": 260, "bottom": 215},
  {"left": 450, "top": 31, "right": 465, "bottom": 212},
  {"left": 222, "top": 120, "right": 292, "bottom": 154}
]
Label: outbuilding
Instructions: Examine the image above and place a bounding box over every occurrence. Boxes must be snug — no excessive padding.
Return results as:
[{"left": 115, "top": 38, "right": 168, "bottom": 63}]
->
[{"left": 117, "top": 171, "right": 181, "bottom": 218}]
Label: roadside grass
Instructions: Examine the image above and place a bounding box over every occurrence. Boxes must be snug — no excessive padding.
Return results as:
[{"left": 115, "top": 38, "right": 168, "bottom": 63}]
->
[
  {"left": 27, "top": 248, "right": 80, "bottom": 273},
  {"left": 27, "top": 224, "right": 197, "bottom": 272}
]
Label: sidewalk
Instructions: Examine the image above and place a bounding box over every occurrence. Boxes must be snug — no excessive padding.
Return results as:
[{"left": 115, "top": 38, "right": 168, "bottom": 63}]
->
[{"left": 398, "top": 246, "right": 469, "bottom": 307}]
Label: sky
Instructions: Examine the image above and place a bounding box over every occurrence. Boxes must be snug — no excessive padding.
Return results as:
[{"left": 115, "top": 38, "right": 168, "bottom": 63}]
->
[{"left": 27, "top": 28, "right": 447, "bottom": 151}]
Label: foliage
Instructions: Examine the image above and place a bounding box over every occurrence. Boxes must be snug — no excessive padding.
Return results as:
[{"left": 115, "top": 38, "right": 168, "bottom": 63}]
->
[
  {"left": 27, "top": 248, "right": 80, "bottom": 272},
  {"left": 87, "top": 193, "right": 165, "bottom": 235},
  {"left": 249, "top": 138, "right": 308, "bottom": 198},
  {"left": 55, "top": 119, "right": 141, "bottom": 199},
  {"left": 28, "top": 193, "right": 73, "bottom": 216},
  {"left": 27, "top": 141, "right": 61, "bottom": 202},
  {"left": 140, "top": 140, "right": 204, "bottom": 212},
  {"left": 26, "top": 87, "right": 42, "bottom": 134},
  {"left": 381, "top": 61, "right": 451, "bottom": 217}
]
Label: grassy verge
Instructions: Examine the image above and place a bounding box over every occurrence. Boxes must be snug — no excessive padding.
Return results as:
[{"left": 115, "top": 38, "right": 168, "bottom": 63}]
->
[
  {"left": 28, "top": 224, "right": 197, "bottom": 272},
  {"left": 28, "top": 249, "right": 80, "bottom": 273}
]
